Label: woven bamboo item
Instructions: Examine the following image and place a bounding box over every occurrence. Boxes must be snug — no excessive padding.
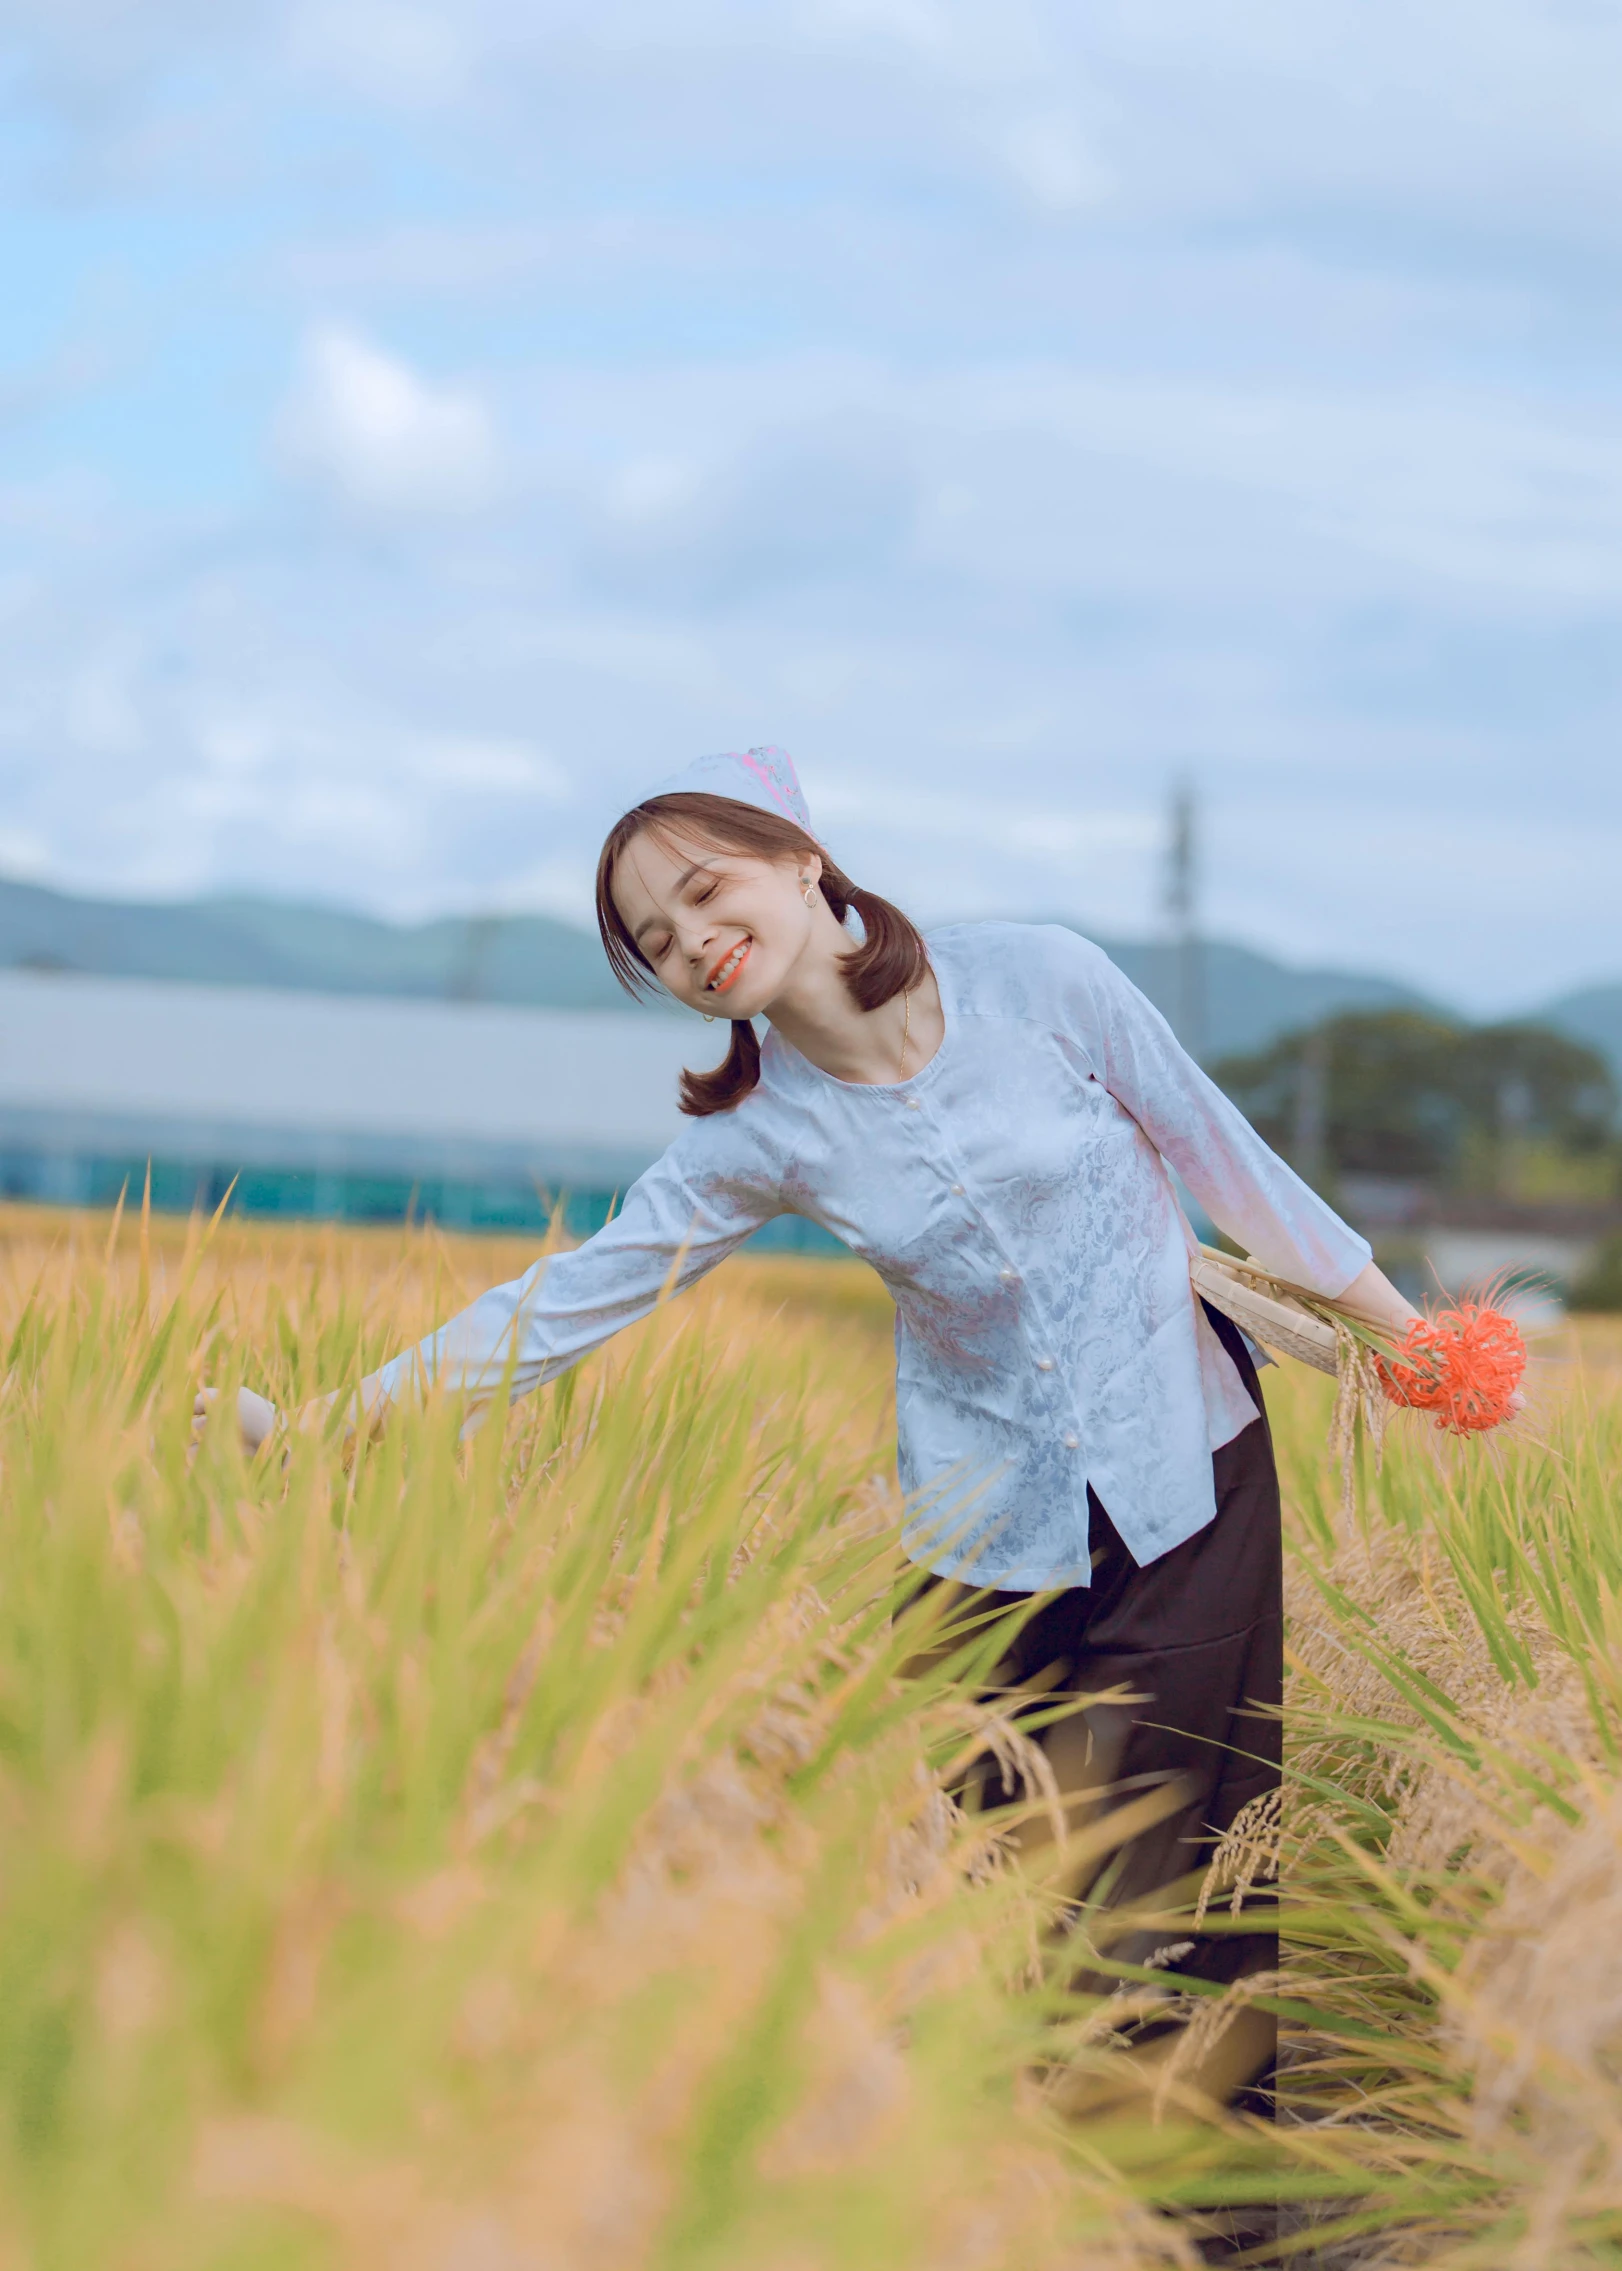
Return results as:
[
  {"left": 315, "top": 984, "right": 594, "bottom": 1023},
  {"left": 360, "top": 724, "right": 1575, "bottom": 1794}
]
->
[{"left": 1189, "top": 1247, "right": 1339, "bottom": 1375}]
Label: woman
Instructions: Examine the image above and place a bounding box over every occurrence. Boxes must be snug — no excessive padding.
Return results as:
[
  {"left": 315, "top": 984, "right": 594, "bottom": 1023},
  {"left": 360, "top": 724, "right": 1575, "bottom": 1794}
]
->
[{"left": 204, "top": 745, "right": 1417, "bottom": 2102}]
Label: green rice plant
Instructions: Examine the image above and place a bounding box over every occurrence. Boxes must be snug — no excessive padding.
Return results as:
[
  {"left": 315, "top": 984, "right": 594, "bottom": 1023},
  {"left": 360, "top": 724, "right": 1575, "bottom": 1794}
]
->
[
  {"left": 11, "top": 1203, "right": 1620, "bottom": 2268},
  {"left": 0, "top": 1205, "right": 1293, "bottom": 2271},
  {"left": 1267, "top": 1340, "right": 1622, "bottom": 2266}
]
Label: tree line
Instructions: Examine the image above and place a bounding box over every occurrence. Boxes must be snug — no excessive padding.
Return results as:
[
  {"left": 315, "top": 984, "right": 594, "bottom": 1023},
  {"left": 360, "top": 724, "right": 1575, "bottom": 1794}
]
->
[{"left": 1209, "top": 1009, "right": 1617, "bottom": 1198}]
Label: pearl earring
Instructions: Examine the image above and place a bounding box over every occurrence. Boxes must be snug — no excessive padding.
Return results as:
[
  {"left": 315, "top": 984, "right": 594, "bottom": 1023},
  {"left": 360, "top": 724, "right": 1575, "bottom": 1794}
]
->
[{"left": 802, "top": 878, "right": 818, "bottom": 905}]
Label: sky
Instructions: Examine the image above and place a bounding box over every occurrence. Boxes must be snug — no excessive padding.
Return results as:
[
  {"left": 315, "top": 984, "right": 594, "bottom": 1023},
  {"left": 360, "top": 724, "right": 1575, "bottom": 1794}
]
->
[{"left": 1, "top": 1, "right": 1619, "bottom": 1015}]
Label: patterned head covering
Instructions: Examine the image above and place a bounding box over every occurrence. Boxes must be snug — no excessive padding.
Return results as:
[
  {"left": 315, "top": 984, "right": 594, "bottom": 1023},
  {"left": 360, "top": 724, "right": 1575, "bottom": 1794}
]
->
[{"left": 638, "top": 745, "right": 815, "bottom": 837}]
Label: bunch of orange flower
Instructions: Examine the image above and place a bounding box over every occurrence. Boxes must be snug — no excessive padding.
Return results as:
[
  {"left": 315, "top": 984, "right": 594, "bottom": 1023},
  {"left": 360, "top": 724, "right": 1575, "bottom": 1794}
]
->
[{"left": 1378, "top": 1302, "right": 1527, "bottom": 1435}]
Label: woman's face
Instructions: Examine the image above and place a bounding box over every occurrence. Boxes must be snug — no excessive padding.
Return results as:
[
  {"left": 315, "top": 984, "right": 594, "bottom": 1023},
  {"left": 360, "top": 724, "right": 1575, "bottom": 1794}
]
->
[{"left": 611, "top": 828, "right": 823, "bottom": 1019}]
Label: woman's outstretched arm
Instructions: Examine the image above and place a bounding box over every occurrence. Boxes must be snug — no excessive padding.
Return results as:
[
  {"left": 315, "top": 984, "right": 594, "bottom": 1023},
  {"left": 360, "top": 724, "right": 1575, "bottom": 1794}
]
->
[{"left": 196, "top": 1135, "right": 780, "bottom": 1456}]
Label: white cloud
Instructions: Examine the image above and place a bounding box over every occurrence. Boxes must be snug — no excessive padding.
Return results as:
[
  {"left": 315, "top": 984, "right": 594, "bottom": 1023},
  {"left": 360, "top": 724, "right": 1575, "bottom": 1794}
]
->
[
  {"left": 407, "top": 735, "right": 572, "bottom": 797},
  {"left": 0, "top": 0, "right": 257, "bottom": 114},
  {"left": 800, "top": 0, "right": 1052, "bottom": 84},
  {"left": 584, "top": 419, "right": 918, "bottom": 606},
  {"left": 64, "top": 638, "right": 148, "bottom": 756},
  {"left": 195, "top": 709, "right": 278, "bottom": 777},
  {"left": 277, "top": 326, "right": 499, "bottom": 514},
  {"left": 996, "top": 114, "right": 1113, "bottom": 211},
  {"left": 4, "top": 0, "right": 1622, "bottom": 1006},
  {"left": 604, "top": 457, "right": 706, "bottom": 525},
  {"left": 812, "top": 774, "right": 1159, "bottom": 867},
  {"left": 286, "top": 0, "right": 470, "bottom": 106}
]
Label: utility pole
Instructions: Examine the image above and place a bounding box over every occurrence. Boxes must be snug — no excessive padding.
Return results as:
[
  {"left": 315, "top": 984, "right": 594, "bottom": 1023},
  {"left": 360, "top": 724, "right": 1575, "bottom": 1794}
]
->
[
  {"left": 1163, "top": 779, "right": 1205, "bottom": 1060},
  {"left": 1293, "top": 1024, "right": 1331, "bottom": 1192}
]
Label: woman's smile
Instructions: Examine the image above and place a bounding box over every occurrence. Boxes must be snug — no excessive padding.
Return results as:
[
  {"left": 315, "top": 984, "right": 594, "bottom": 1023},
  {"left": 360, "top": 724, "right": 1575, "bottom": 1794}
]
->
[{"left": 705, "top": 936, "right": 752, "bottom": 994}]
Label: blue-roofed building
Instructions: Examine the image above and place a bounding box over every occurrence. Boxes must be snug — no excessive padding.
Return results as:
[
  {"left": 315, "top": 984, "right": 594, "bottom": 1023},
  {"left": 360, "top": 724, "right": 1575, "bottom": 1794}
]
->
[{"left": 0, "top": 969, "right": 839, "bottom": 1253}]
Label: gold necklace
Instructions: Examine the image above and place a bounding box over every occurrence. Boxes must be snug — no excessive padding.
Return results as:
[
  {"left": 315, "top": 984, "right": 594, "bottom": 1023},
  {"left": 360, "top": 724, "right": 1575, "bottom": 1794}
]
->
[{"left": 899, "top": 985, "right": 912, "bottom": 1081}]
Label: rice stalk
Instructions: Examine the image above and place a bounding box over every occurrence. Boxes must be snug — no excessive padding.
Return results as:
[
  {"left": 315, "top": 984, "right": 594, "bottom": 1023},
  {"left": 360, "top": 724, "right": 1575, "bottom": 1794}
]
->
[
  {"left": 6, "top": 1207, "right": 1622, "bottom": 2266},
  {"left": 0, "top": 1209, "right": 1239, "bottom": 2270}
]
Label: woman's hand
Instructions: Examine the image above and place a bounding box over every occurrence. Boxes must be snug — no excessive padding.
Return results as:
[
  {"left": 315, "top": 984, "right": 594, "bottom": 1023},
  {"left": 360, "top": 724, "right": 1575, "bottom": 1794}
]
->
[
  {"left": 193, "top": 1370, "right": 392, "bottom": 1463},
  {"left": 192, "top": 1385, "right": 281, "bottom": 1456}
]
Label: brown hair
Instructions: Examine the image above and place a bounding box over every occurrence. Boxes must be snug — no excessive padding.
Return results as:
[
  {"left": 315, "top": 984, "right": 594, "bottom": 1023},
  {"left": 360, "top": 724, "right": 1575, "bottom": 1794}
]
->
[{"left": 595, "top": 791, "right": 930, "bottom": 1116}]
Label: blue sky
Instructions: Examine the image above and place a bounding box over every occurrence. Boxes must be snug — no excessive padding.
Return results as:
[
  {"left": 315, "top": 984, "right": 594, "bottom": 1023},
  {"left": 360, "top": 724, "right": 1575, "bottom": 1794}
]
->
[{"left": 1, "top": 0, "right": 1619, "bottom": 1012}]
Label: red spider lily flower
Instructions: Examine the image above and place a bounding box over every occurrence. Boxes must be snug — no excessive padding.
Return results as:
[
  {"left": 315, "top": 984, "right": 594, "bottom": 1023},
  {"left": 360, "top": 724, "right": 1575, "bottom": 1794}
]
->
[{"left": 1380, "top": 1304, "right": 1528, "bottom": 1435}]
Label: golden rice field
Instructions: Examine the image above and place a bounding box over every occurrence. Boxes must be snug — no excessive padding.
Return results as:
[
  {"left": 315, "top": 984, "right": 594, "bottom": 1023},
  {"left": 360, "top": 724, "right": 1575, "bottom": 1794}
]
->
[{"left": 2, "top": 1200, "right": 1621, "bottom": 2269}]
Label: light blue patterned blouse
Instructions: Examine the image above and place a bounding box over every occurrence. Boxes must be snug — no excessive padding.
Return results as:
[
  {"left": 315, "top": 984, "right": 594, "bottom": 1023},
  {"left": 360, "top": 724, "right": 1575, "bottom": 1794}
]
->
[{"left": 375, "top": 924, "right": 1370, "bottom": 1589}]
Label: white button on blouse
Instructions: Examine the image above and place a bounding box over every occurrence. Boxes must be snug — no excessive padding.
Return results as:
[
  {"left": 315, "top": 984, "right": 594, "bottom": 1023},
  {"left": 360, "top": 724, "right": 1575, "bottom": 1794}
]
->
[{"left": 376, "top": 924, "right": 1370, "bottom": 1591}]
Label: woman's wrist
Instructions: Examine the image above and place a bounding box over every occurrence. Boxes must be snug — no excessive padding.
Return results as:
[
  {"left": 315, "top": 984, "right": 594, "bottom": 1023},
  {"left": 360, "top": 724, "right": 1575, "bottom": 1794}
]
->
[
  {"left": 297, "top": 1376, "right": 389, "bottom": 1444},
  {"left": 1336, "top": 1260, "right": 1421, "bottom": 1335}
]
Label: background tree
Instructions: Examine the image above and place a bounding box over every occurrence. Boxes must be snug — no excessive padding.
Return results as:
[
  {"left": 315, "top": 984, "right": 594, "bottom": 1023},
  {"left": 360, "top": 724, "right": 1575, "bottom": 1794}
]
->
[{"left": 1210, "top": 1009, "right": 1617, "bottom": 1194}]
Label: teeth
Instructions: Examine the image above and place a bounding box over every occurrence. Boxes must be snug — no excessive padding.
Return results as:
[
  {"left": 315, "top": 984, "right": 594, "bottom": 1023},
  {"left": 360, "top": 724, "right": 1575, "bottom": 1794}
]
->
[{"left": 708, "top": 940, "right": 748, "bottom": 990}]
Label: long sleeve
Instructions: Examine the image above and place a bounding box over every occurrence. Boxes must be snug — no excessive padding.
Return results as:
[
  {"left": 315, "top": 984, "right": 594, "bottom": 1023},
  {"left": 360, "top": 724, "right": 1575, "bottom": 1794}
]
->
[
  {"left": 1051, "top": 929, "right": 1371, "bottom": 1298},
  {"left": 372, "top": 1133, "right": 781, "bottom": 1411}
]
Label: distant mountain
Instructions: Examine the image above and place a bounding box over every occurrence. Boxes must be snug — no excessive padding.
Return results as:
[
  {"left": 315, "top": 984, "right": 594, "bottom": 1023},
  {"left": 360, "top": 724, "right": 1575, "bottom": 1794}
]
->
[
  {"left": 1080, "top": 933, "right": 1436, "bottom": 1063},
  {"left": 0, "top": 873, "right": 1567, "bottom": 1067},
  {"left": 1539, "top": 985, "right": 1622, "bottom": 1084},
  {"left": 0, "top": 875, "right": 661, "bottom": 1015}
]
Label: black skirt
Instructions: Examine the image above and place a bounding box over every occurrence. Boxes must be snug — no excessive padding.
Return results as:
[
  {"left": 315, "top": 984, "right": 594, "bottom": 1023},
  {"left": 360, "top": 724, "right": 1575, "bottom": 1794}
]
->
[{"left": 934, "top": 1304, "right": 1281, "bottom": 1994}]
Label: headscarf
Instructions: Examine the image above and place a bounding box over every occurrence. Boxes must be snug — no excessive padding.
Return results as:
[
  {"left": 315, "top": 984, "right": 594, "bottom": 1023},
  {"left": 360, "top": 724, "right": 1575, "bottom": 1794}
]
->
[{"left": 637, "top": 745, "right": 815, "bottom": 837}]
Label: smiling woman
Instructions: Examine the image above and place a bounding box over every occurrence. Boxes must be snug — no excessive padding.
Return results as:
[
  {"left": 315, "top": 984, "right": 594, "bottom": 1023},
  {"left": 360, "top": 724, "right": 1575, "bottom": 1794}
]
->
[{"left": 593, "top": 769, "right": 930, "bottom": 1114}]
